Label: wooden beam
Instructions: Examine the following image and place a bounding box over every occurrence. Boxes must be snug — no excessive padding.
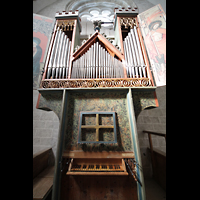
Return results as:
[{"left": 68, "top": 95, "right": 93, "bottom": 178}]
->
[
  {"left": 117, "top": 16, "right": 125, "bottom": 56},
  {"left": 135, "top": 17, "right": 154, "bottom": 86},
  {"left": 72, "top": 32, "right": 98, "bottom": 60},
  {"left": 81, "top": 125, "right": 114, "bottom": 129},
  {"left": 62, "top": 151, "right": 135, "bottom": 158},
  {"left": 66, "top": 171, "right": 128, "bottom": 175},
  {"left": 147, "top": 133, "right": 156, "bottom": 170},
  {"left": 143, "top": 130, "right": 166, "bottom": 137},
  {"left": 96, "top": 114, "right": 99, "bottom": 141},
  {"left": 97, "top": 33, "right": 124, "bottom": 61}
]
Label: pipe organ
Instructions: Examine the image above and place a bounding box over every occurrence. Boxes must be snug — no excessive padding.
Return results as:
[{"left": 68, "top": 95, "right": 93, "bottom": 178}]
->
[
  {"left": 40, "top": 7, "right": 159, "bottom": 89},
  {"left": 36, "top": 4, "right": 165, "bottom": 200}
]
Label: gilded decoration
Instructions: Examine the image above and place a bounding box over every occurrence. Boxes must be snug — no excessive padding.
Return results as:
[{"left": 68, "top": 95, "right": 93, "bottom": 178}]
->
[
  {"left": 57, "top": 20, "right": 75, "bottom": 31},
  {"left": 41, "top": 78, "right": 152, "bottom": 88},
  {"left": 120, "top": 17, "right": 136, "bottom": 29}
]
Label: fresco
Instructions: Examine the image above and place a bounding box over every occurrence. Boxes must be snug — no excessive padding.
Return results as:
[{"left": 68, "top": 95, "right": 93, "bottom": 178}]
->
[
  {"left": 37, "top": 91, "right": 63, "bottom": 120},
  {"left": 138, "top": 4, "right": 166, "bottom": 86},
  {"left": 132, "top": 91, "right": 158, "bottom": 119},
  {"left": 33, "top": 14, "right": 54, "bottom": 88}
]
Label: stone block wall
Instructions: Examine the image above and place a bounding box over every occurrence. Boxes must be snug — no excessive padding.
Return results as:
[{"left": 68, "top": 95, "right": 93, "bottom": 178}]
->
[
  {"left": 137, "top": 86, "right": 166, "bottom": 178},
  {"left": 33, "top": 90, "right": 59, "bottom": 164}
]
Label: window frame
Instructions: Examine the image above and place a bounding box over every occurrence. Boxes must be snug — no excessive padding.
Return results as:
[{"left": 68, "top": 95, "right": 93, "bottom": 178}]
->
[{"left": 78, "top": 111, "right": 117, "bottom": 144}]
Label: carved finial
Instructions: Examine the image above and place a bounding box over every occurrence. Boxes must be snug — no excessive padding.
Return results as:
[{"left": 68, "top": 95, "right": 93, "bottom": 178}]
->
[{"left": 93, "top": 20, "right": 101, "bottom": 32}]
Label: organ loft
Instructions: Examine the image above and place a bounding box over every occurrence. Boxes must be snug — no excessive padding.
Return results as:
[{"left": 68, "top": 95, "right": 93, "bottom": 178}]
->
[{"left": 35, "top": 4, "right": 166, "bottom": 200}]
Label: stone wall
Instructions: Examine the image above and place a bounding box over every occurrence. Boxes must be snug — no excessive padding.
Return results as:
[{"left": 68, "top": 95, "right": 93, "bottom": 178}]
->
[
  {"left": 137, "top": 86, "right": 166, "bottom": 178},
  {"left": 33, "top": 90, "right": 59, "bottom": 162}
]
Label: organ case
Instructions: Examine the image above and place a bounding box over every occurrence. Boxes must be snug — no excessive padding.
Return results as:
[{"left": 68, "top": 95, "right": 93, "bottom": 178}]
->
[
  {"left": 36, "top": 5, "right": 165, "bottom": 200},
  {"left": 41, "top": 10, "right": 160, "bottom": 88}
]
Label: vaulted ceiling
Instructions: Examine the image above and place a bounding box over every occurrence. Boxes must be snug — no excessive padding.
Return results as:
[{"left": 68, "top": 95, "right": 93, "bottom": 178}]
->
[{"left": 65, "top": 0, "right": 137, "bottom": 23}]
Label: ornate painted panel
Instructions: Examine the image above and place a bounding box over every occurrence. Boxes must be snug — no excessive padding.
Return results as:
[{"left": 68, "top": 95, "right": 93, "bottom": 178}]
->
[
  {"left": 137, "top": 4, "right": 166, "bottom": 87},
  {"left": 64, "top": 91, "right": 133, "bottom": 152},
  {"left": 37, "top": 91, "right": 63, "bottom": 120},
  {"left": 132, "top": 91, "right": 158, "bottom": 119},
  {"left": 33, "top": 14, "right": 54, "bottom": 88}
]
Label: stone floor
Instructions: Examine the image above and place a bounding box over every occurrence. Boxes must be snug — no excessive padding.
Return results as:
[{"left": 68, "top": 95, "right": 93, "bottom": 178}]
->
[{"left": 144, "top": 178, "right": 166, "bottom": 200}]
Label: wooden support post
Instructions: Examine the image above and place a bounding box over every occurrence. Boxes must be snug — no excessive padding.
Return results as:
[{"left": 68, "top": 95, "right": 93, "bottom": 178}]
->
[
  {"left": 127, "top": 88, "right": 146, "bottom": 200},
  {"left": 52, "top": 89, "right": 68, "bottom": 200},
  {"left": 148, "top": 133, "right": 156, "bottom": 170},
  {"left": 96, "top": 114, "right": 99, "bottom": 141}
]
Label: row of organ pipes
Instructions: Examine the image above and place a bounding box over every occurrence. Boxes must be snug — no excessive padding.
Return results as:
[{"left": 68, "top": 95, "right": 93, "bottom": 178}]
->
[
  {"left": 47, "top": 27, "right": 71, "bottom": 79},
  {"left": 123, "top": 26, "right": 148, "bottom": 79},
  {"left": 71, "top": 41, "right": 124, "bottom": 79},
  {"left": 46, "top": 26, "right": 149, "bottom": 80}
]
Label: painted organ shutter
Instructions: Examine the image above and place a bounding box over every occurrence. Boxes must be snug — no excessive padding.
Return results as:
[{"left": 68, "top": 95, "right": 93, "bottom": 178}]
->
[{"left": 137, "top": 4, "right": 166, "bottom": 87}]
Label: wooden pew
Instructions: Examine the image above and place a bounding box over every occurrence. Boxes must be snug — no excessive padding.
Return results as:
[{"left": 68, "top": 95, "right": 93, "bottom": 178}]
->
[{"left": 33, "top": 147, "right": 55, "bottom": 200}]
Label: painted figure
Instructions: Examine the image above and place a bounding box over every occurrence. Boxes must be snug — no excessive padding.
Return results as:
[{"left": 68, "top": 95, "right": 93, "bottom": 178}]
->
[
  {"left": 138, "top": 4, "right": 166, "bottom": 86},
  {"left": 33, "top": 37, "right": 42, "bottom": 83},
  {"left": 145, "top": 20, "right": 166, "bottom": 83}
]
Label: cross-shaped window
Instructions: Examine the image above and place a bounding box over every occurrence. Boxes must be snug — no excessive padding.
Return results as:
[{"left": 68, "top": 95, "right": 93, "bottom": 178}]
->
[{"left": 78, "top": 111, "right": 117, "bottom": 144}]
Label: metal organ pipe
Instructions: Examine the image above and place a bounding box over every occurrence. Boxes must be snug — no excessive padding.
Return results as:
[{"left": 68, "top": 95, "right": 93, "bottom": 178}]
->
[
  {"left": 46, "top": 28, "right": 71, "bottom": 79},
  {"left": 132, "top": 26, "right": 147, "bottom": 78},
  {"left": 59, "top": 34, "right": 66, "bottom": 78},
  {"left": 123, "top": 27, "right": 147, "bottom": 79},
  {"left": 126, "top": 36, "right": 134, "bottom": 77},
  {"left": 123, "top": 39, "right": 129, "bottom": 77},
  {"left": 65, "top": 40, "right": 71, "bottom": 79},
  {"left": 71, "top": 42, "right": 125, "bottom": 79},
  {"left": 56, "top": 31, "right": 64, "bottom": 79},
  {"left": 52, "top": 29, "right": 62, "bottom": 78},
  {"left": 46, "top": 26, "right": 147, "bottom": 81},
  {"left": 130, "top": 28, "right": 142, "bottom": 78},
  {"left": 62, "top": 36, "right": 68, "bottom": 78},
  {"left": 47, "top": 28, "right": 59, "bottom": 79}
]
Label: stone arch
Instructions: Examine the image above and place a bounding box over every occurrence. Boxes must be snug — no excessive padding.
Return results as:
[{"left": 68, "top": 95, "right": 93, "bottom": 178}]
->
[{"left": 65, "top": 0, "right": 137, "bottom": 14}]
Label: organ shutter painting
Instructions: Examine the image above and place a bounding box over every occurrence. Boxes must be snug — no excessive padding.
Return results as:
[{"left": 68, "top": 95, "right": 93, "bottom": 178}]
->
[{"left": 137, "top": 4, "right": 166, "bottom": 86}]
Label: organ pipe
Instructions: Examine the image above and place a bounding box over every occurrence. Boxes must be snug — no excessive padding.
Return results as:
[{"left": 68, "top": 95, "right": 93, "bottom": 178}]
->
[
  {"left": 46, "top": 25, "right": 148, "bottom": 80},
  {"left": 123, "top": 27, "right": 148, "bottom": 79},
  {"left": 46, "top": 28, "right": 71, "bottom": 79},
  {"left": 71, "top": 42, "right": 125, "bottom": 79}
]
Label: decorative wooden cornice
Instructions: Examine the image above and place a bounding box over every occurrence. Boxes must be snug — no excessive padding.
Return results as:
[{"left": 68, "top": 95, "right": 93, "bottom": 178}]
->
[{"left": 41, "top": 78, "right": 152, "bottom": 89}]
